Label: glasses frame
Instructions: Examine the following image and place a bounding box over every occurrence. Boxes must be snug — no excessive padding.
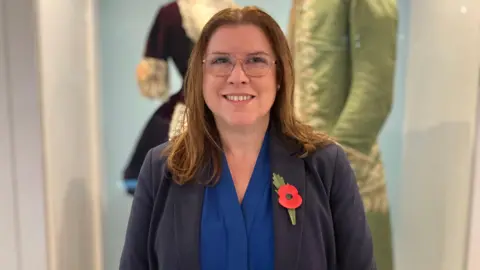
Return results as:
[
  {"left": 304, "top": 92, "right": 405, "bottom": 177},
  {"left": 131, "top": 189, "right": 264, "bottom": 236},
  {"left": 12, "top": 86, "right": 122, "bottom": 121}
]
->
[{"left": 202, "top": 54, "right": 276, "bottom": 77}]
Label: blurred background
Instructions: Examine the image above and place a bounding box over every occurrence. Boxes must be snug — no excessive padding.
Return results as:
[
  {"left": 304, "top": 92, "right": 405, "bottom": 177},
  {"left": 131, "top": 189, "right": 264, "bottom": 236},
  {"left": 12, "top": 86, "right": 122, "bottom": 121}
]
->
[{"left": 1, "top": 0, "right": 480, "bottom": 269}]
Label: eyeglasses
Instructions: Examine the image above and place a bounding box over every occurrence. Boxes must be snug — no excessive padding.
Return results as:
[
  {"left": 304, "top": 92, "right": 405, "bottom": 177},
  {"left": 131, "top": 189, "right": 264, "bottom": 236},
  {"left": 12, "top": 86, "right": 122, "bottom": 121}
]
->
[{"left": 203, "top": 53, "right": 276, "bottom": 77}]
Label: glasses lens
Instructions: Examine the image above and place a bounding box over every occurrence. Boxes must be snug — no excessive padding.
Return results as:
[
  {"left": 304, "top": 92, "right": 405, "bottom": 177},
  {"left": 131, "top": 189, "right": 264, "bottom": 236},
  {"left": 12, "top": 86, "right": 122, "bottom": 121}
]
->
[
  {"left": 243, "top": 55, "right": 271, "bottom": 77},
  {"left": 205, "top": 54, "right": 233, "bottom": 76}
]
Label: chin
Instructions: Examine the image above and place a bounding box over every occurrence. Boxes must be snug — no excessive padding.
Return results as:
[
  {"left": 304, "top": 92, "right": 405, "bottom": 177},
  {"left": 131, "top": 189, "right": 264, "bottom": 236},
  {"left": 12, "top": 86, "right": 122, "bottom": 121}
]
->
[
  {"left": 213, "top": 109, "right": 270, "bottom": 129},
  {"left": 222, "top": 114, "right": 268, "bottom": 128}
]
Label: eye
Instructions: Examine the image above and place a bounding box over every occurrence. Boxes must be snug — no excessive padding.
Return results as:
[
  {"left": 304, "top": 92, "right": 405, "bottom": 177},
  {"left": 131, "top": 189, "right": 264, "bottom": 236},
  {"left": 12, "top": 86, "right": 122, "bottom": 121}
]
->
[
  {"left": 210, "top": 56, "right": 232, "bottom": 65},
  {"left": 246, "top": 56, "right": 268, "bottom": 64}
]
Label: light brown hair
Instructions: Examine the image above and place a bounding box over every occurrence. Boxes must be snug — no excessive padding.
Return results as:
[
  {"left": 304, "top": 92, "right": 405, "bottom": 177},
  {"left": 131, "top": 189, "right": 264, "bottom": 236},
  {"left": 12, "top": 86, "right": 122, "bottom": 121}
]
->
[{"left": 163, "top": 6, "right": 333, "bottom": 185}]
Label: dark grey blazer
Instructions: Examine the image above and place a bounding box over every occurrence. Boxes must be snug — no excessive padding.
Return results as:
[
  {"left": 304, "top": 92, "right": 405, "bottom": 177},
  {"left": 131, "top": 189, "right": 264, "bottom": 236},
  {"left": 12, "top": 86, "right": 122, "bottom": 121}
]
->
[{"left": 119, "top": 129, "right": 376, "bottom": 270}]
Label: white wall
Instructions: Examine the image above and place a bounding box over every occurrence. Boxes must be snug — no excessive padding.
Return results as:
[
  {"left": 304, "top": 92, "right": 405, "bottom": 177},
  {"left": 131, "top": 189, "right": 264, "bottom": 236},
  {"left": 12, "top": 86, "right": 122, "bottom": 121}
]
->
[
  {"left": 0, "top": 2, "right": 21, "bottom": 269},
  {"left": 0, "top": 0, "right": 103, "bottom": 269},
  {"left": 36, "top": 0, "right": 103, "bottom": 269},
  {"left": 468, "top": 79, "right": 480, "bottom": 270},
  {"left": 0, "top": 0, "right": 49, "bottom": 269},
  {"left": 395, "top": 0, "right": 480, "bottom": 269}
]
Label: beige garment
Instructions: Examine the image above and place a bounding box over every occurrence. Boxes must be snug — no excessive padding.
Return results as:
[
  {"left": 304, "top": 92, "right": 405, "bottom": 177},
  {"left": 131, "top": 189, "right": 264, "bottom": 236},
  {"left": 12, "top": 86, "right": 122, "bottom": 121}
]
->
[
  {"left": 137, "top": 57, "right": 170, "bottom": 100},
  {"left": 168, "top": 103, "right": 188, "bottom": 140},
  {"left": 177, "top": 0, "right": 236, "bottom": 42}
]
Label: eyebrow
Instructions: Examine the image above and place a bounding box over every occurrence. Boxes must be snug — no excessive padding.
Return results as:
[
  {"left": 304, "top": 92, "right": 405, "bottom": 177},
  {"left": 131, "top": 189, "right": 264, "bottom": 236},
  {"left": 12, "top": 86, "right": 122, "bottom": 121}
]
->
[{"left": 208, "top": 51, "right": 271, "bottom": 56}]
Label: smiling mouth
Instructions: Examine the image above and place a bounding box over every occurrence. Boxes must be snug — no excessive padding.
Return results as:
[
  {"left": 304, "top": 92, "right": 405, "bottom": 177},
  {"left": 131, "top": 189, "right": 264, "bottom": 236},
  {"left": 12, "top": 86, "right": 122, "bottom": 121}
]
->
[{"left": 223, "top": 95, "right": 255, "bottom": 102}]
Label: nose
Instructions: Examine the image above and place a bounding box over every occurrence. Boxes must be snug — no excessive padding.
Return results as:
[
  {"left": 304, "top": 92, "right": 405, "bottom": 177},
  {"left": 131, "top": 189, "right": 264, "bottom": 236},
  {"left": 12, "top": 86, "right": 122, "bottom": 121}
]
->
[{"left": 227, "top": 62, "right": 249, "bottom": 85}]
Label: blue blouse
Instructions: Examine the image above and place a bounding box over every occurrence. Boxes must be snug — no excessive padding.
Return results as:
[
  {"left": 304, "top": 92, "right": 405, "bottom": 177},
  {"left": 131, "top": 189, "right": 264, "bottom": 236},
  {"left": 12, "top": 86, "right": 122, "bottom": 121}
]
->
[{"left": 200, "top": 133, "right": 274, "bottom": 270}]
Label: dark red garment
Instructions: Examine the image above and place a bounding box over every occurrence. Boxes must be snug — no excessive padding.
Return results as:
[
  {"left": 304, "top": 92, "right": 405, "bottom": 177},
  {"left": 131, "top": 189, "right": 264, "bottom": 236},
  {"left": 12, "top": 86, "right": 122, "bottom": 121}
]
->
[{"left": 123, "top": 2, "right": 194, "bottom": 194}]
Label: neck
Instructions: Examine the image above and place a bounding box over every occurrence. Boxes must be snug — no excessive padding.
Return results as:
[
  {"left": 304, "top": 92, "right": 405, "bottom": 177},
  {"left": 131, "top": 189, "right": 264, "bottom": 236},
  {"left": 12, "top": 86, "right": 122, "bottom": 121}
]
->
[{"left": 217, "top": 119, "right": 269, "bottom": 159}]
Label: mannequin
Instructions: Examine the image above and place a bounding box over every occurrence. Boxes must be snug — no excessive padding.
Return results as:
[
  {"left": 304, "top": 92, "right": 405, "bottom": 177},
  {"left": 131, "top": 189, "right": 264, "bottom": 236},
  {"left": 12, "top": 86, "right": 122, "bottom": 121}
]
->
[
  {"left": 123, "top": 0, "right": 235, "bottom": 195},
  {"left": 289, "top": 0, "right": 397, "bottom": 269}
]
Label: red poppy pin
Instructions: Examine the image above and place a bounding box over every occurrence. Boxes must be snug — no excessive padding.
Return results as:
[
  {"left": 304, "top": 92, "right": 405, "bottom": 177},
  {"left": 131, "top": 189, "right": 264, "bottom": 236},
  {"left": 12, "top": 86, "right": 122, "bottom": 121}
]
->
[{"left": 272, "top": 173, "right": 302, "bottom": 225}]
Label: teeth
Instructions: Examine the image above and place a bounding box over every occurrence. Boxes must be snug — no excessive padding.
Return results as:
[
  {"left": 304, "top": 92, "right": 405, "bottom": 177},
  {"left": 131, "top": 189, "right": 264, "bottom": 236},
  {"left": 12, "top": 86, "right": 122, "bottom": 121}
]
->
[{"left": 225, "top": 95, "right": 253, "bottom": 101}]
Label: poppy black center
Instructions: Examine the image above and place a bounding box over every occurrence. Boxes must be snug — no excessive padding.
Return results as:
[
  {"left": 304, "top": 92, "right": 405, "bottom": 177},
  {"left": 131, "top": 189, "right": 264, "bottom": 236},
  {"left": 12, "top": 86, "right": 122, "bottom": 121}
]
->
[{"left": 286, "top": 193, "right": 293, "bottom": 200}]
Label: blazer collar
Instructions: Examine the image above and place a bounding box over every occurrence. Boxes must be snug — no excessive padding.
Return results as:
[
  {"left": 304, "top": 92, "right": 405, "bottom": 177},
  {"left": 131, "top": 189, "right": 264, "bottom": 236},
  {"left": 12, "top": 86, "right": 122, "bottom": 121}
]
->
[{"left": 172, "top": 124, "right": 306, "bottom": 270}]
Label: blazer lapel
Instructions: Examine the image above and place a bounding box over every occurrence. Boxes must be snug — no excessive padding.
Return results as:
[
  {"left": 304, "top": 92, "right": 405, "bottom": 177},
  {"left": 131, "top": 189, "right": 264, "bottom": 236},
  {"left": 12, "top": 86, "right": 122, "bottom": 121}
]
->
[
  {"left": 172, "top": 179, "right": 204, "bottom": 270},
  {"left": 270, "top": 127, "right": 306, "bottom": 270}
]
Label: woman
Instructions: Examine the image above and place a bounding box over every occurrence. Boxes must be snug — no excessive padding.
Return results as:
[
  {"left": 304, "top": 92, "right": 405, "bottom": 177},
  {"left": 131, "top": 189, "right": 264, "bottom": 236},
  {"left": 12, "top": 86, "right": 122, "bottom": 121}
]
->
[{"left": 120, "top": 6, "right": 375, "bottom": 270}]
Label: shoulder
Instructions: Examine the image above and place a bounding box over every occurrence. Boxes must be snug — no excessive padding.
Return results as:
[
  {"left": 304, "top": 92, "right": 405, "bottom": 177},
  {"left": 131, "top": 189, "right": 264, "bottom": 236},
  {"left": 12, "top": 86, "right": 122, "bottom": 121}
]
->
[
  {"left": 154, "top": 2, "right": 181, "bottom": 25},
  {"left": 158, "top": 2, "right": 180, "bottom": 15},
  {"left": 141, "top": 142, "right": 171, "bottom": 195},
  {"left": 147, "top": 141, "right": 171, "bottom": 174},
  {"left": 149, "top": 141, "right": 169, "bottom": 161},
  {"left": 305, "top": 142, "right": 352, "bottom": 189},
  {"left": 308, "top": 142, "right": 348, "bottom": 168}
]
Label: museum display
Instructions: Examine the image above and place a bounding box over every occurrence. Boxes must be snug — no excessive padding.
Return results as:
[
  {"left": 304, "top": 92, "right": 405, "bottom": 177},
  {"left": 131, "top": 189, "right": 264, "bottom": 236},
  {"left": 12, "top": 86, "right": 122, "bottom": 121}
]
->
[{"left": 289, "top": 0, "right": 398, "bottom": 268}]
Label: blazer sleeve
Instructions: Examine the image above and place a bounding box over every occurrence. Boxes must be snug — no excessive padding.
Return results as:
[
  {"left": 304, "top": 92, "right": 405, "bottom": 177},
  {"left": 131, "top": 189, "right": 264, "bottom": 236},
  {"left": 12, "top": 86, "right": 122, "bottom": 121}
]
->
[
  {"left": 330, "top": 0, "right": 397, "bottom": 155},
  {"left": 330, "top": 145, "right": 376, "bottom": 270},
  {"left": 119, "top": 149, "right": 155, "bottom": 269},
  {"left": 136, "top": 6, "right": 171, "bottom": 100}
]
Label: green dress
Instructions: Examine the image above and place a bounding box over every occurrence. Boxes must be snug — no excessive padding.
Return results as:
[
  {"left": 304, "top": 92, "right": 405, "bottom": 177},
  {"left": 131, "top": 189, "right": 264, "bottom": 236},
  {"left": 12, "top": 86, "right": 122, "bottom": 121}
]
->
[{"left": 289, "top": 0, "right": 397, "bottom": 269}]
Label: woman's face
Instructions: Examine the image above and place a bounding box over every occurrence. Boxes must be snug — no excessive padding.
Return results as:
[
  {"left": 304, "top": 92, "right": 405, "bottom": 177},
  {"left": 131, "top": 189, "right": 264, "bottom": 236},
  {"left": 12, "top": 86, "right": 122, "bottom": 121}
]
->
[{"left": 202, "top": 24, "right": 277, "bottom": 129}]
